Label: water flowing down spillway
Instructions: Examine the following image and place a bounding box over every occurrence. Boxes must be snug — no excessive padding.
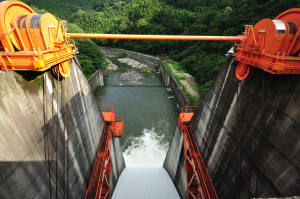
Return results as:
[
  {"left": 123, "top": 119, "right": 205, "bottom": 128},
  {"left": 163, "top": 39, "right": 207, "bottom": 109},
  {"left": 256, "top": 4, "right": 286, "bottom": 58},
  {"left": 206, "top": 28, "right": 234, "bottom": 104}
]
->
[{"left": 94, "top": 57, "right": 180, "bottom": 198}]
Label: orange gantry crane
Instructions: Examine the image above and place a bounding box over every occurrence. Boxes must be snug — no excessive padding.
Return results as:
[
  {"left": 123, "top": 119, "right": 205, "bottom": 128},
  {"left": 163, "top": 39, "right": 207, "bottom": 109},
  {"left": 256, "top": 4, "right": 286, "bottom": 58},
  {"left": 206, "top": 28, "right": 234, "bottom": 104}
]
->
[
  {"left": 85, "top": 106, "right": 124, "bottom": 199},
  {"left": 2, "top": 1, "right": 300, "bottom": 80},
  {"left": 178, "top": 106, "right": 218, "bottom": 199}
]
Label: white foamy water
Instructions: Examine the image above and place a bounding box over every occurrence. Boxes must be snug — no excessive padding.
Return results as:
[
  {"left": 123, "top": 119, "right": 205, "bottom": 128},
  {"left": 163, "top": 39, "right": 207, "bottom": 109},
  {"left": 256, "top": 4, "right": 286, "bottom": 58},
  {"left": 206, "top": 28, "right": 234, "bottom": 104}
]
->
[{"left": 123, "top": 128, "right": 168, "bottom": 167}]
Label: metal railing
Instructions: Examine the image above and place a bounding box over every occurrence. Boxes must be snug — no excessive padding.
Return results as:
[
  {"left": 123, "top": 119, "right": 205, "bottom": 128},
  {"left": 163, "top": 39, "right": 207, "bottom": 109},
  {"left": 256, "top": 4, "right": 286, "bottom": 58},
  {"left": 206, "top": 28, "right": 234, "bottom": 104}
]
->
[
  {"left": 99, "top": 105, "right": 114, "bottom": 113},
  {"left": 180, "top": 106, "right": 198, "bottom": 113},
  {"left": 116, "top": 116, "right": 123, "bottom": 123},
  {"left": 183, "top": 123, "right": 218, "bottom": 199},
  {"left": 85, "top": 124, "right": 112, "bottom": 199}
]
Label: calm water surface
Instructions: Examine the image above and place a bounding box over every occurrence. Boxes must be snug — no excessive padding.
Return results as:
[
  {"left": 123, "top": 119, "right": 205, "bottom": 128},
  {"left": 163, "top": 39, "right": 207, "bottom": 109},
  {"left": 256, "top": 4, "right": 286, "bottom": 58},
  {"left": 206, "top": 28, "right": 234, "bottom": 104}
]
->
[
  {"left": 94, "top": 57, "right": 179, "bottom": 166},
  {"left": 94, "top": 57, "right": 180, "bottom": 199}
]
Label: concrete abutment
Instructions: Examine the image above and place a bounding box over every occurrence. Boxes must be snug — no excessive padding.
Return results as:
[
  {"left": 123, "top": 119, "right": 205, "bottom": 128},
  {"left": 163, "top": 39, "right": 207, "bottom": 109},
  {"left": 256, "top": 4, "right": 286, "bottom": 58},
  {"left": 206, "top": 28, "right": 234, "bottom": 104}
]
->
[
  {"left": 0, "top": 57, "right": 125, "bottom": 198},
  {"left": 164, "top": 56, "right": 300, "bottom": 198}
]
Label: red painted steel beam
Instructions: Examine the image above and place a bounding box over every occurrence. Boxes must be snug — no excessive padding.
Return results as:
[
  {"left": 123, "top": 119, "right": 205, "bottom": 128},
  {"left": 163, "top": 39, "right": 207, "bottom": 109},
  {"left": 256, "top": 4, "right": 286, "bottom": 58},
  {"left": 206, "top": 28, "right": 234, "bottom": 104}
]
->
[
  {"left": 67, "top": 33, "right": 243, "bottom": 41},
  {"left": 179, "top": 106, "right": 218, "bottom": 199},
  {"left": 85, "top": 123, "right": 112, "bottom": 199},
  {"left": 183, "top": 124, "right": 218, "bottom": 199}
]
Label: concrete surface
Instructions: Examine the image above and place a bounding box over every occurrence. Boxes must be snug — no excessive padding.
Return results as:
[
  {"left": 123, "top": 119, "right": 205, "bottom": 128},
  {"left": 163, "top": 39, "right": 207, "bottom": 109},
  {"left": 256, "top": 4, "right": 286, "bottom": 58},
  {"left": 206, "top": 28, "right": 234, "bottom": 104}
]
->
[
  {"left": 189, "top": 56, "right": 300, "bottom": 198},
  {"left": 163, "top": 124, "right": 187, "bottom": 199},
  {"left": 88, "top": 69, "right": 104, "bottom": 91},
  {"left": 164, "top": 56, "right": 300, "bottom": 198},
  {"left": 0, "top": 57, "right": 125, "bottom": 198},
  {"left": 160, "top": 62, "right": 191, "bottom": 108},
  {"left": 110, "top": 136, "right": 126, "bottom": 195}
]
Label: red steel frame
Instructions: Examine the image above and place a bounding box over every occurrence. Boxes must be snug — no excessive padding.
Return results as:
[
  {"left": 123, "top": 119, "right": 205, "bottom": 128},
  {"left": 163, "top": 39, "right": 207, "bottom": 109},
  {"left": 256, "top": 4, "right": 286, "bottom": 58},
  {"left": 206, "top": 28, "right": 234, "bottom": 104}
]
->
[
  {"left": 179, "top": 106, "right": 218, "bottom": 199},
  {"left": 85, "top": 106, "right": 124, "bottom": 199},
  {"left": 85, "top": 123, "right": 112, "bottom": 199},
  {"left": 183, "top": 124, "right": 218, "bottom": 199}
]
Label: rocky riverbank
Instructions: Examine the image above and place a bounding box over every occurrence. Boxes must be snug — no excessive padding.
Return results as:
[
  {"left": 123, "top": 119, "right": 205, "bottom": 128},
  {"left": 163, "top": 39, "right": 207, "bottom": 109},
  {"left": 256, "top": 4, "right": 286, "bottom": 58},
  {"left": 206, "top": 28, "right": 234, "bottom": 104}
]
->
[
  {"left": 103, "top": 58, "right": 118, "bottom": 80},
  {"left": 120, "top": 71, "right": 144, "bottom": 85},
  {"left": 118, "top": 58, "right": 148, "bottom": 68},
  {"left": 118, "top": 58, "right": 155, "bottom": 73}
]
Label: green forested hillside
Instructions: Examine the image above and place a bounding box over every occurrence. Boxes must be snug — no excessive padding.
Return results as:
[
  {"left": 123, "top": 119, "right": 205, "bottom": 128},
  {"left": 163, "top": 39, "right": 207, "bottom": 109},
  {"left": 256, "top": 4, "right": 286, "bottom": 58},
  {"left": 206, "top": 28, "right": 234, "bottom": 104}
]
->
[{"left": 23, "top": 0, "right": 300, "bottom": 96}]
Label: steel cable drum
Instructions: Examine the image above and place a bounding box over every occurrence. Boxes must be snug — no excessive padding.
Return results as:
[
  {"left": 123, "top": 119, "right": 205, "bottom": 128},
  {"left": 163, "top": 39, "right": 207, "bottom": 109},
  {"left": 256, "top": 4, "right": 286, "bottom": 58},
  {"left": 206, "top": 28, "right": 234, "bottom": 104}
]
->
[
  {"left": 0, "top": 1, "right": 34, "bottom": 51},
  {"left": 0, "top": 1, "right": 74, "bottom": 78},
  {"left": 275, "top": 8, "right": 300, "bottom": 55}
]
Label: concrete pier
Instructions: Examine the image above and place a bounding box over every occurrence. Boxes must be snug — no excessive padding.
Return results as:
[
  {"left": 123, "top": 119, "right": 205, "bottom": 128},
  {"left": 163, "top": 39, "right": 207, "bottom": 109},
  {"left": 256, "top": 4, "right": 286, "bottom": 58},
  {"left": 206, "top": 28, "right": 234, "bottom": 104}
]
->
[{"left": 164, "top": 56, "right": 300, "bottom": 198}]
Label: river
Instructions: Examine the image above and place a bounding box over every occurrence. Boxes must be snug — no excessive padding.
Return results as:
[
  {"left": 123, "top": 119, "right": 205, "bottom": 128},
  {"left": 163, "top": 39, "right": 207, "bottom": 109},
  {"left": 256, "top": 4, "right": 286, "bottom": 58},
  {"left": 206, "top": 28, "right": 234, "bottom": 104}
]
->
[{"left": 94, "top": 56, "right": 180, "bottom": 198}]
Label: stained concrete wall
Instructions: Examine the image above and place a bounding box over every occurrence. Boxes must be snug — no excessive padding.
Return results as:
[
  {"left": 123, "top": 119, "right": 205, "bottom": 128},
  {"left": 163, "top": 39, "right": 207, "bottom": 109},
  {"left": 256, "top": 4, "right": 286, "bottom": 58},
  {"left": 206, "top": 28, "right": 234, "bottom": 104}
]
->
[
  {"left": 88, "top": 69, "right": 104, "bottom": 91},
  {"left": 0, "top": 57, "right": 125, "bottom": 198},
  {"left": 159, "top": 62, "right": 191, "bottom": 108},
  {"left": 110, "top": 136, "right": 126, "bottom": 195},
  {"left": 163, "top": 124, "right": 187, "bottom": 199},
  {"left": 165, "top": 56, "right": 300, "bottom": 198}
]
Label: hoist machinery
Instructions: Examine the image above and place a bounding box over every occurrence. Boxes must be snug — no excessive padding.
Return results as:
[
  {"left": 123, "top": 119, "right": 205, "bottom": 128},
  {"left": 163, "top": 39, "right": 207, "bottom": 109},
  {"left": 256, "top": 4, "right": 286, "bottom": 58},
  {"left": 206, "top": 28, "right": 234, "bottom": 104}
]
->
[
  {"left": 0, "top": 0, "right": 75, "bottom": 78},
  {"left": 1, "top": 1, "right": 300, "bottom": 81}
]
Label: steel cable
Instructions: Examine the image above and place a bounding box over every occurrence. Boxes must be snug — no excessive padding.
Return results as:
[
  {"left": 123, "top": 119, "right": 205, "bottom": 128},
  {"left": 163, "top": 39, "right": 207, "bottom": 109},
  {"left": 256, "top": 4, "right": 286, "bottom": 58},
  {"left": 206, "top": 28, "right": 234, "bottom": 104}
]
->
[
  {"left": 63, "top": 79, "right": 66, "bottom": 199},
  {"left": 44, "top": 73, "right": 52, "bottom": 199},
  {"left": 67, "top": 76, "right": 69, "bottom": 199},
  {"left": 248, "top": 76, "right": 251, "bottom": 199},
  {"left": 56, "top": 66, "right": 60, "bottom": 199},
  {"left": 255, "top": 72, "right": 264, "bottom": 197},
  {"left": 235, "top": 79, "right": 239, "bottom": 199},
  {"left": 239, "top": 80, "right": 243, "bottom": 199}
]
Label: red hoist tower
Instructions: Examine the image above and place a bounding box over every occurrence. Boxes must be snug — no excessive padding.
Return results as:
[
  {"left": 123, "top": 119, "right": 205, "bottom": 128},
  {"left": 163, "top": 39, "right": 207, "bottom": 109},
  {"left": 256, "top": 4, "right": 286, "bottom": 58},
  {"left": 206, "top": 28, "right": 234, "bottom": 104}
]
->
[
  {"left": 85, "top": 106, "right": 124, "bottom": 199},
  {"left": 178, "top": 107, "right": 218, "bottom": 199}
]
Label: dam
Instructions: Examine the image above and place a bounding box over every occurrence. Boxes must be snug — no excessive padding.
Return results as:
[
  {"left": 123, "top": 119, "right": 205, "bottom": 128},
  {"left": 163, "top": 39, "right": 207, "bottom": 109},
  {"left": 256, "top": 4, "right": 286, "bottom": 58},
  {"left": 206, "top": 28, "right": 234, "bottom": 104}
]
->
[
  {"left": 1, "top": 49, "right": 300, "bottom": 198},
  {"left": 0, "top": 1, "right": 300, "bottom": 198}
]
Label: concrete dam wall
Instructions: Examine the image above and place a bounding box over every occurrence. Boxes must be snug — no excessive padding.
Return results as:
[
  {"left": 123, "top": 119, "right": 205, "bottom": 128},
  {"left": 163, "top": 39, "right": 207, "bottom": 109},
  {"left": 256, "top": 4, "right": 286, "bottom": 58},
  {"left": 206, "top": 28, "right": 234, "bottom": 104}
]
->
[
  {"left": 159, "top": 61, "right": 191, "bottom": 108},
  {"left": 164, "top": 56, "right": 300, "bottom": 198},
  {"left": 88, "top": 69, "right": 104, "bottom": 92},
  {"left": 0, "top": 57, "right": 125, "bottom": 198}
]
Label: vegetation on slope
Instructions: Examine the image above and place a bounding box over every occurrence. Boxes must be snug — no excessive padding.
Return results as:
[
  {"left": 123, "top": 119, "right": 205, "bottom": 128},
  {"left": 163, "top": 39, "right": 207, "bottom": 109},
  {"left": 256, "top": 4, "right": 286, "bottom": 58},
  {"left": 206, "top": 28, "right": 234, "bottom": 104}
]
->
[
  {"left": 29, "top": 5, "right": 107, "bottom": 79},
  {"left": 24, "top": 0, "right": 300, "bottom": 96}
]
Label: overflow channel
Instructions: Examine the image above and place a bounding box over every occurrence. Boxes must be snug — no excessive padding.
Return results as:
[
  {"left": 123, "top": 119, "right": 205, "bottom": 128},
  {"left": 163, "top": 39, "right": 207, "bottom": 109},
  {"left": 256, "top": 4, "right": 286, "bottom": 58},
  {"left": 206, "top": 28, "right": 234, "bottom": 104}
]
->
[{"left": 94, "top": 57, "right": 181, "bottom": 198}]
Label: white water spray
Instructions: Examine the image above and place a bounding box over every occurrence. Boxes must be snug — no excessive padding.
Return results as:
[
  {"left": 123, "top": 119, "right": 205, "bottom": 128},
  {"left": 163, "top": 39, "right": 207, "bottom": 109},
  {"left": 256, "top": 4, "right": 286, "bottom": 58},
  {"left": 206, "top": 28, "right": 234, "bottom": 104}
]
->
[{"left": 123, "top": 128, "right": 168, "bottom": 167}]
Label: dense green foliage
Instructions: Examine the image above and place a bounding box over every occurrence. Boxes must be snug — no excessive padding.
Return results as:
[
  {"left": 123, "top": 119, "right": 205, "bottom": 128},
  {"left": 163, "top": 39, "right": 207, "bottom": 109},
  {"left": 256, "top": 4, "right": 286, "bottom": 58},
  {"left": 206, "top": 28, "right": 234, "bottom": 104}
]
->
[
  {"left": 28, "top": 5, "right": 107, "bottom": 78},
  {"left": 67, "top": 23, "right": 106, "bottom": 78},
  {"left": 23, "top": 0, "right": 300, "bottom": 96}
]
